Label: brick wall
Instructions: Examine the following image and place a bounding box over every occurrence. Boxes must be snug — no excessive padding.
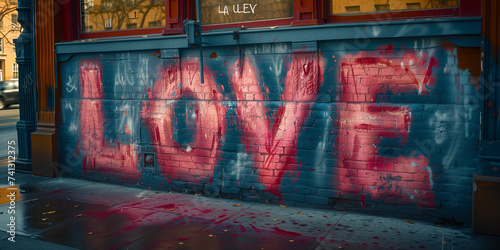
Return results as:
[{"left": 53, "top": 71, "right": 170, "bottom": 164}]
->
[{"left": 58, "top": 37, "right": 482, "bottom": 223}]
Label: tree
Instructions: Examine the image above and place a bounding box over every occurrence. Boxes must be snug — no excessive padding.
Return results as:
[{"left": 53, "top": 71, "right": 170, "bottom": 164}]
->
[{"left": 0, "top": 0, "right": 21, "bottom": 46}]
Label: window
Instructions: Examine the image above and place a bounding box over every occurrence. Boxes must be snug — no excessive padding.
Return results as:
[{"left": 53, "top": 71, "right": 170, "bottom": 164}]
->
[
  {"left": 126, "top": 23, "right": 137, "bottom": 29},
  {"left": 83, "top": 0, "right": 94, "bottom": 11},
  {"left": 331, "top": 0, "right": 458, "bottom": 15},
  {"left": 12, "top": 63, "right": 18, "bottom": 79},
  {"left": 78, "top": 0, "right": 293, "bottom": 37},
  {"left": 407, "top": 3, "right": 422, "bottom": 10},
  {"left": 200, "top": 0, "right": 293, "bottom": 25},
  {"left": 104, "top": 18, "right": 112, "bottom": 30},
  {"left": 0, "top": 39, "right": 3, "bottom": 53},
  {"left": 11, "top": 14, "right": 19, "bottom": 30},
  {"left": 345, "top": 6, "right": 361, "bottom": 13},
  {"left": 81, "top": 0, "right": 165, "bottom": 33},
  {"left": 102, "top": 0, "right": 113, "bottom": 10},
  {"left": 327, "top": 0, "right": 478, "bottom": 23},
  {"left": 148, "top": 20, "right": 162, "bottom": 27},
  {"left": 125, "top": 0, "right": 137, "bottom": 7},
  {"left": 375, "top": 4, "right": 390, "bottom": 11},
  {"left": 70, "top": 0, "right": 479, "bottom": 40}
]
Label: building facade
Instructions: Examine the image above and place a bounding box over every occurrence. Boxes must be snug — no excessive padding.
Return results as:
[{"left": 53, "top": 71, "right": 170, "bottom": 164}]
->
[
  {"left": 0, "top": 0, "right": 20, "bottom": 81},
  {"left": 20, "top": 0, "right": 499, "bottom": 224}
]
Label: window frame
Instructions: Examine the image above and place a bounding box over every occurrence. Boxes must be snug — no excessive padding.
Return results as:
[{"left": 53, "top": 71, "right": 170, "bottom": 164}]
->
[
  {"left": 73, "top": 0, "right": 166, "bottom": 40},
  {"left": 12, "top": 63, "right": 18, "bottom": 79},
  {"left": 11, "top": 14, "right": 19, "bottom": 30},
  {"left": 0, "top": 38, "right": 3, "bottom": 53},
  {"left": 62, "top": 0, "right": 480, "bottom": 41},
  {"left": 327, "top": 0, "right": 480, "bottom": 23},
  {"left": 67, "top": 0, "right": 296, "bottom": 40}
]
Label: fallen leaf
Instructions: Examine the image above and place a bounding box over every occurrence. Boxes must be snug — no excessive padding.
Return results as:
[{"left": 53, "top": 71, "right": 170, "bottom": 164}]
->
[
  {"left": 289, "top": 240, "right": 294, "bottom": 242},
  {"left": 46, "top": 204, "right": 50, "bottom": 207},
  {"left": 237, "top": 203, "right": 241, "bottom": 207},
  {"left": 208, "top": 234, "right": 213, "bottom": 237},
  {"left": 210, "top": 52, "right": 217, "bottom": 59},
  {"left": 195, "top": 193, "right": 202, "bottom": 196},
  {"left": 170, "top": 208, "right": 175, "bottom": 211},
  {"left": 295, "top": 212, "right": 303, "bottom": 214},
  {"left": 436, "top": 224, "right": 442, "bottom": 227},
  {"left": 88, "top": 232, "right": 93, "bottom": 235},
  {"left": 273, "top": 218, "right": 280, "bottom": 221},
  {"left": 339, "top": 246, "right": 344, "bottom": 249},
  {"left": 44, "top": 211, "right": 56, "bottom": 215},
  {"left": 42, "top": 218, "right": 48, "bottom": 221},
  {"left": 75, "top": 214, "right": 82, "bottom": 217},
  {"left": 404, "top": 220, "right": 414, "bottom": 224},
  {"left": 179, "top": 242, "right": 184, "bottom": 245},
  {"left": 223, "top": 229, "right": 228, "bottom": 232},
  {"left": 74, "top": 205, "right": 80, "bottom": 208},
  {"left": 443, "top": 242, "right": 446, "bottom": 245},
  {"left": 280, "top": 205, "right": 287, "bottom": 208}
]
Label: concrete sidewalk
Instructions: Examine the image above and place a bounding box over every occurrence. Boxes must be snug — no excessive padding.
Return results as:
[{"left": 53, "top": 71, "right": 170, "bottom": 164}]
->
[{"left": 0, "top": 171, "right": 499, "bottom": 250}]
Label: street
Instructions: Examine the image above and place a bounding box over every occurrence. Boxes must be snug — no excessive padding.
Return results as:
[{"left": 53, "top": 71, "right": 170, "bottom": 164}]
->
[{"left": 0, "top": 105, "right": 19, "bottom": 160}]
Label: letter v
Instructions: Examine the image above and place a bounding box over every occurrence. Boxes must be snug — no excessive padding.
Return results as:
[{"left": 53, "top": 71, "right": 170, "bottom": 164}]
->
[{"left": 230, "top": 54, "right": 324, "bottom": 197}]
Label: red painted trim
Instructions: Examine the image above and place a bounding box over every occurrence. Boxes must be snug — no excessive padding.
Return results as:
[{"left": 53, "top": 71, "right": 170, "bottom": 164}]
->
[
  {"left": 61, "top": 0, "right": 71, "bottom": 42},
  {"left": 460, "top": 0, "right": 481, "bottom": 17},
  {"left": 162, "top": 0, "right": 192, "bottom": 35},
  {"left": 73, "top": 0, "right": 82, "bottom": 40},
  {"left": 328, "top": 8, "right": 459, "bottom": 23},
  {"left": 292, "top": 0, "right": 327, "bottom": 27}
]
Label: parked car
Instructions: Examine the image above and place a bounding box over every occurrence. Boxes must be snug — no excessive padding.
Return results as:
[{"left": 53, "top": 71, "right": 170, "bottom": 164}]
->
[{"left": 0, "top": 79, "right": 19, "bottom": 110}]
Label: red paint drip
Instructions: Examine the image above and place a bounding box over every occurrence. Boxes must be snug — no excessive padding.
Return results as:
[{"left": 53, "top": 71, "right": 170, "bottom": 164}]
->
[
  {"left": 249, "top": 223, "right": 261, "bottom": 233},
  {"left": 271, "top": 227, "right": 302, "bottom": 236}
]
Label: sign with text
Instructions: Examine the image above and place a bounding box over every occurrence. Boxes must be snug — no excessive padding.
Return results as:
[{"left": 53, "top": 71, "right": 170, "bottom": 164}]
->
[{"left": 201, "top": 0, "right": 293, "bottom": 25}]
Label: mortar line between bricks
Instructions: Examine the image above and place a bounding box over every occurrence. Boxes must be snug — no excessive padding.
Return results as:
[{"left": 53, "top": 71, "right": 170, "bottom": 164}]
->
[
  {"left": 307, "top": 212, "right": 346, "bottom": 250},
  {"left": 65, "top": 98, "right": 475, "bottom": 107}
]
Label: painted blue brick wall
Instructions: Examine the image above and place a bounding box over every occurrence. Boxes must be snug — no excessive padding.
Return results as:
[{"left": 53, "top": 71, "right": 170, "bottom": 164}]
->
[{"left": 57, "top": 34, "right": 485, "bottom": 224}]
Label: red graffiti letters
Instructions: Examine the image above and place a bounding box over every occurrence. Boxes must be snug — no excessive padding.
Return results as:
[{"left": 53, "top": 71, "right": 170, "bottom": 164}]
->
[
  {"left": 337, "top": 46, "right": 437, "bottom": 207},
  {"left": 79, "top": 60, "right": 138, "bottom": 178},
  {"left": 141, "top": 61, "right": 226, "bottom": 183},
  {"left": 230, "top": 54, "right": 324, "bottom": 196}
]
